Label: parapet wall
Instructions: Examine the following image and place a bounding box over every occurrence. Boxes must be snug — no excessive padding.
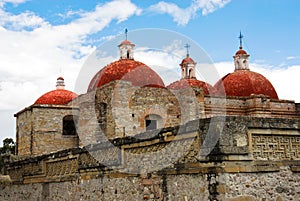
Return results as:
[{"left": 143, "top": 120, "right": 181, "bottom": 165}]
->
[{"left": 2, "top": 116, "right": 300, "bottom": 201}]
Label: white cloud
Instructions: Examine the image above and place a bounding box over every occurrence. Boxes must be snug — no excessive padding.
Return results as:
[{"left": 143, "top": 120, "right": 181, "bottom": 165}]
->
[
  {"left": 286, "top": 56, "right": 300, "bottom": 60},
  {"left": 0, "top": 10, "right": 48, "bottom": 30},
  {"left": 0, "top": 0, "right": 142, "bottom": 140},
  {"left": 197, "top": 0, "right": 232, "bottom": 15},
  {"left": 251, "top": 64, "right": 300, "bottom": 102},
  {"left": 0, "top": 0, "right": 27, "bottom": 7},
  {"left": 0, "top": 0, "right": 141, "bottom": 110},
  {"left": 149, "top": 0, "right": 231, "bottom": 25}
]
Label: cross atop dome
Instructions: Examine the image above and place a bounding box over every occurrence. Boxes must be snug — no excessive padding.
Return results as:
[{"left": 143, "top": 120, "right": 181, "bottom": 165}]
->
[
  {"left": 238, "top": 31, "right": 243, "bottom": 49},
  {"left": 118, "top": 28, "right": 135, "bottom": 60},
  {"left": 234, "top": 31, "right": 250, "bottom": 71},
  {"left": 125, "top": 28, "right": 128, "bottom": 40},
  {"left": 184, "top": 43, "right": 190, "bottom": 56}
]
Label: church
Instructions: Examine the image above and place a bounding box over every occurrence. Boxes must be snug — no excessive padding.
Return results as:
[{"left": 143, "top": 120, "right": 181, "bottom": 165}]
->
[{"left": 1, "top": 34, "right": 300, "bottom": 201}]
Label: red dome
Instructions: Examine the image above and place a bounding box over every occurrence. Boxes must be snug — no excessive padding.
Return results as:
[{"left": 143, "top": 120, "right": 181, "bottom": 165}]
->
[
  {"left": 35, "top": 89, "right": 78, "bottom": 105},
  {"left": 120, "top": 40, "right": 132, "bottom": 45},
  {"left": 180, "top": 56, "right": 195, "bottom": 66},
  {"left": 214, "top": 70, "right": 278, "bottom": 99},
  {"left": 167, "top": 78, "right": 213, "bottom": 94},
  {"left": 87, "top": 59, "right": 165, "bottom": 91},
  {"left": 235, "top": 49, "right": 248, "bottom": 55}
]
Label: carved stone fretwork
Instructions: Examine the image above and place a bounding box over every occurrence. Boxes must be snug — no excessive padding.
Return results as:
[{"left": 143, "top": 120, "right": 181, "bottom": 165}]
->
[
  {"left": 24, "top": 162, "right": 43, "bottom": 176},
  {"left": 251, "top": 133, "right": 300, "bottom": 160},
  {"left": 78, "top": 152, "right": 99, "bottom": 168},
  {"left": 46, "top": 158, "right": 77, "bottom": 176},
  {"left": 7, "top": 168, "right": 22, "bottom": 181},
  {"left": 79, "top": 145, "right": 121, "bottom": 168}
]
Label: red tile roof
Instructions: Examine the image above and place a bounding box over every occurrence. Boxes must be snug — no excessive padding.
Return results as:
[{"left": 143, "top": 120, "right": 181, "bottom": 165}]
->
[
  {"left": 87, "top": 59, "right": 165, "bottom": 91},
  {"left": 167, "top": 78, "right": 213, "bottom": 94},
  {"left": 214, "top": 70, "right": 278, "bottom": 99},
  {"left": 35, "top": 89, "right": 78, "bottom": 105}
]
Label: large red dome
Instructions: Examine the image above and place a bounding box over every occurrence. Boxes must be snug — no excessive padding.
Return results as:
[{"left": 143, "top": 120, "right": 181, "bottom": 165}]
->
[
  {"left": 167, "top": 78, "right": 213, "bottom": 94},
  {"left": 214, "top": 70, "right": 278, "bottom": 99},
  {"left": 35, "top": 89, "right": 78, "bottom": 105},
  {"left": 87, "top": 59, "right": 165, "bottom": 91}
]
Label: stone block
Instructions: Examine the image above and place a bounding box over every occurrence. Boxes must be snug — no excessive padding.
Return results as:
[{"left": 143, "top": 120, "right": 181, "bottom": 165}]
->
[{"left": 226, "top": 195, "right": 255, "bottom": 201}]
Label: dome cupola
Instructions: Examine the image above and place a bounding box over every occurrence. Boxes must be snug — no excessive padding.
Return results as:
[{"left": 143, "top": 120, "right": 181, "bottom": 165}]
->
[
  {"left": 35, "top": 77, "right": 78, "bottom": 105},
  {"left": 213, "top": 33, "right": 278, "bottom": 99},
  {"left": 180, "top": 44, "right": 196, "bottom": 79},
  {"left": 118, "top": 28, "right": 135, "bottom": 60},
  {"left": 167, "top": 44, "right": 213, "bottom": 94},
  {"left": 233, "top": 32, "right": 250, "bottom": 71},
  {"left": 87, "top": 29, "right": 165, "bottom": 92}
]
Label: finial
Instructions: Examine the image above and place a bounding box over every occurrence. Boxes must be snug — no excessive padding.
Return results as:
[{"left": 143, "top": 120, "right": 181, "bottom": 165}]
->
[
  {"left": 238, "top": 31, "right": 244, "bottom": 49},
  {"left": 56, "top": 77, "right": 65, "bottom": 90},
  {"left": 125, "top": 28, "right": 128, "bottom": 40},
  {"left": 184, "top": 43, "right": 190, "bottom": 57}
]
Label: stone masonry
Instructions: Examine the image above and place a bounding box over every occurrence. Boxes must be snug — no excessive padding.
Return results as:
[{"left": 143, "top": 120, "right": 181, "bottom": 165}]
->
[{"left": 2, "top": 116, "right": 300, "bottom": 200}]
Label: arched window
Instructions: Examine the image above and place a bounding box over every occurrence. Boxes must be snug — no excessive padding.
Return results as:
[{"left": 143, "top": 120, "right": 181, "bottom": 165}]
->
[
  {"left": 63, "top": 115, "right": 78, "bottom": 135},
  {"left": 145, "top": 114, "right": 163, "bottom": 131},
  {"left": 189, "top": 68, "right": 192, "bottom": 77},
  {"left": 127, "top": 50, "right": 130, "bottom": 59}
]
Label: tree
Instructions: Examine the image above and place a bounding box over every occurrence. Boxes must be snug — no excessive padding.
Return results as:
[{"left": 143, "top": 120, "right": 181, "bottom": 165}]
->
[
  {"left": 0, "top": 138, "right": 15, "bottom": 174},
  {"left": 0, "top": 138, "right": 15, "bottom": 155}
]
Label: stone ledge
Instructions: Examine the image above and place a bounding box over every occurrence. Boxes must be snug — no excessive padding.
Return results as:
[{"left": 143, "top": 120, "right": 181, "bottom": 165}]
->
[{"left": 291, "top": 165, "right": 300, "bottom": 172}]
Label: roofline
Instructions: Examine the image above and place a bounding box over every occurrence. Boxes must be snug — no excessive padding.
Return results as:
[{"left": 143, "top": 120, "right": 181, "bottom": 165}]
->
[{"left": 14, "top": 104, "right": 79, "bottom": 117}]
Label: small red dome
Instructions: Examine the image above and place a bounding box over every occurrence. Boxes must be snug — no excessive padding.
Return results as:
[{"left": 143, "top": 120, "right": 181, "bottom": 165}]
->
[
  {"left": 87, "top": 59, "right": 165, "bottom": 91},
  {"left": 214, "top": 70, "right": 278, "bottom": 99},
  {"left": 235, "top": 49, "right": 248, "bottom": 55},
  {"left": 167, "top": 78, "right": 213, "bottom": 94},
  {"left": 35, "top": 89, "right": 78, "bottom": 105},
  {"left": 120, "top": 40, "right": 132, "bottom": 45},
  {"left": 180, "top": 56, "right": 195, "bottom": 66}
]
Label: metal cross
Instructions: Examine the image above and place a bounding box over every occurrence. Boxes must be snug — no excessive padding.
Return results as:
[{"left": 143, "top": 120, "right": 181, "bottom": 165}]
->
[
  {"left": 125, "top": 28, "right": 128, "bottom": 40},
  {"left": 184, "top": 43, "right": 190, "bottom": 55},
  {"left": 238, "top": 31, "right": 244, "bottom": 48}
]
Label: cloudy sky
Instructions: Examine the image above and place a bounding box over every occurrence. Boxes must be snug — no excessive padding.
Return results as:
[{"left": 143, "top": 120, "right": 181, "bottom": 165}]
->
[{"left": 0, "top": 0, "right": 300, "bottom": 142}]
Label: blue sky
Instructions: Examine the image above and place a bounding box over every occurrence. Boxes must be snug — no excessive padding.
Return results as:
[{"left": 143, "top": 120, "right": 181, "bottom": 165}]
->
[{"left": 0, "top": 0, "right": 300, "bottom": 142}]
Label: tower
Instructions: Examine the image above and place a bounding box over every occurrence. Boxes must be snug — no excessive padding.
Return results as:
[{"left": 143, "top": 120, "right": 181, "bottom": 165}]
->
[
  {"left": 118, "top": 29, "right": 135, "bottom": 59},
  {"left": 233, "top": 32, "right": 250, "bottom": 70},
  {"left": 180, "top": 44, "right": 197, "bottom": 79}
]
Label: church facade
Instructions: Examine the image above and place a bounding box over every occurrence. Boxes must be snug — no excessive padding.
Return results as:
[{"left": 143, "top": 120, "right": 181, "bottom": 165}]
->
[{"left": 1, "top": 36, "right": 300, "bottom": 201}]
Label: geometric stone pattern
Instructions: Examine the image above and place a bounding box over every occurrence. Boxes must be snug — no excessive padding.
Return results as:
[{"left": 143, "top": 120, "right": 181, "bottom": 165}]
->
[
  {"left": 90, "top": 146, "right": 121, "bottom": 166},
  {"left": 46, "top": 158, "right": 77, "bottom": 176},
  {"left": 24, "top": 162, "right": 43, "bottom": 176},
  {"left": 79, "top": 145, "right": 121, "bottom": 168},
  {"left": 124, "top": 137, "right": 196, "bottom": 173},
  {"left": 7, "top": 167, "right": 23, "bottom": 181},
  {"left": 252, "top": 134, "right": 300, "bottom": 160}
]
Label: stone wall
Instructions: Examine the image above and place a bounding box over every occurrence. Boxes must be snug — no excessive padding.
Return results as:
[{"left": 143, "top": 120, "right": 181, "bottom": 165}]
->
[
  {"left": 1, "top": 168, "right": 300, "bottom": 201},
  {"left": 76, "top": 80, "right": 199, "bottom": 143},
  {"left": 2, "top": 116, "right": 300, "bottom": 200},
  {"left": 15, "top": 105, "right": 79, "bottom": 156},
  {"left": 223, "top": 166, "right": 300, "bottom": 200},
  {"left": 205, "top": 95, "right": 298, "bottom": 119}
]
